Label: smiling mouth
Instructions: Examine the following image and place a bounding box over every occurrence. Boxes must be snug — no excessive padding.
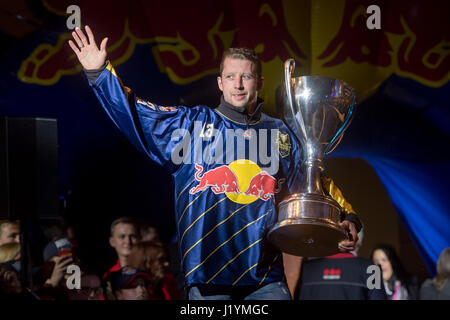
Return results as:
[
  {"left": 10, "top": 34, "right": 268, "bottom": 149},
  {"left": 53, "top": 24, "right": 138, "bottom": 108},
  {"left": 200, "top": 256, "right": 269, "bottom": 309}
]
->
[{"left": 233, "top": 93, "right": 247, "bottom": 99}]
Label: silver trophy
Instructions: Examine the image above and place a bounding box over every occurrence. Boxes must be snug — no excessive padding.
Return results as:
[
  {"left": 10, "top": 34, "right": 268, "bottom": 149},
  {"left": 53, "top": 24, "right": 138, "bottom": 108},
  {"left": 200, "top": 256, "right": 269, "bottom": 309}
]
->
[{"left": 268, "top": 59, "right": 357, "bottom": 257}]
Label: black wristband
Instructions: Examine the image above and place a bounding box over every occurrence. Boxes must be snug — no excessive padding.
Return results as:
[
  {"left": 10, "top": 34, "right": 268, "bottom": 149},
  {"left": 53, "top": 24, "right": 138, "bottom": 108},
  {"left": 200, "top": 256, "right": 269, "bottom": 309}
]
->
[{"left": 83, "top": 60, "right": 108, "bottom": 84}]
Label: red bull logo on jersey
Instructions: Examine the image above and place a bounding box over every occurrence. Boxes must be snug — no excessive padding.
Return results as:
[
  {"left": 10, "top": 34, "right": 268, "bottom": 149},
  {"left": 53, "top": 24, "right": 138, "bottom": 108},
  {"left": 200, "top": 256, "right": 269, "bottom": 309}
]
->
[
  {"left": 189, "top": 160, "right": 284, "bottom": 204},
  {"left": 244, "top": 172, "right": 285, "bottom": 201},
  {"left": 190, "top": 164, "right": 240, "bottom": 195}
]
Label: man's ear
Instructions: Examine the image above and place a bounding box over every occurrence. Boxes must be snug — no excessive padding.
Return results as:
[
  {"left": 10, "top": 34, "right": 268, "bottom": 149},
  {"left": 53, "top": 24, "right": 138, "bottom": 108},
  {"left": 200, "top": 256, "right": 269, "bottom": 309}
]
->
[
  {"left": 109, "top": 237, "right": 115, "bottom": 249},
  {"left": 217, "top": 76, "right": 223, "bottom": 92},
  {"left": 257, "top": 76, "right": 264, "bottom": 91}
]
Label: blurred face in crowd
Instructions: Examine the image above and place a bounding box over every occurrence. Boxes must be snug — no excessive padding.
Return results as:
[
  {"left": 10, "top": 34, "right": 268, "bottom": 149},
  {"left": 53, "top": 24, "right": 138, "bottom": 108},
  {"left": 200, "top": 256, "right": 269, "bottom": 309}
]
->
[
  {"left": 217, "top": 57, "right": 263, "bottom": 111},
  {"left": 0, "top": 223, "right": 20, "bottom": 245},
  {"left": 109, "top": 223, "right": 139, "bottom": 258},
  {"left": 142, "top": 226, "right": 159, "bottom": 242},
  {"left": 373, "top": 249, "right": 393, "bottom": 281},
  {"left": 68, "top": 274, "right": 102, "bottom": 300},
  {"left": 115, "top": 277, "right": 150, "bottom": 300}
]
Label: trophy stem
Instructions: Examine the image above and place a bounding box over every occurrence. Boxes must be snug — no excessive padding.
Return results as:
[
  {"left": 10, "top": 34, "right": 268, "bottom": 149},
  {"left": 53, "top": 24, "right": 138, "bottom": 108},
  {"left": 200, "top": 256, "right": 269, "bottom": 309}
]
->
[{"left": 302, "top": 159, "right": 325, "bottom": 195}]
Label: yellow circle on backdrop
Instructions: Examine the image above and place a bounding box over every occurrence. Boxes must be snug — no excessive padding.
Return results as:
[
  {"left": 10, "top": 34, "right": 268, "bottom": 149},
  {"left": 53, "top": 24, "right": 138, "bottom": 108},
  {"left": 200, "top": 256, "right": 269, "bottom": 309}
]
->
[{"left": 226, "top": 159, "right": 261, "bottom": 204}]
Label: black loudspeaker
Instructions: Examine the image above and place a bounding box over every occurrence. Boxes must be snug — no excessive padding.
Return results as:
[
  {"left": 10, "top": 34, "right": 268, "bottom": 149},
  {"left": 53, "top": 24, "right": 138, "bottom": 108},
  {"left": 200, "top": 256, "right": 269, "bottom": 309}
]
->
[{"left": 0, "top": 117, "right": 59, "bottom": 219}]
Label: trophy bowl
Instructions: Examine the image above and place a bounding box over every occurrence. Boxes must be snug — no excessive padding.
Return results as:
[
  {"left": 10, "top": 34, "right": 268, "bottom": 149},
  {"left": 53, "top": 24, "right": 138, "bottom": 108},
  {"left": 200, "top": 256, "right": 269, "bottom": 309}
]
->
[{"left": 268, "top": 59, "right": 357, "bottom": 257}]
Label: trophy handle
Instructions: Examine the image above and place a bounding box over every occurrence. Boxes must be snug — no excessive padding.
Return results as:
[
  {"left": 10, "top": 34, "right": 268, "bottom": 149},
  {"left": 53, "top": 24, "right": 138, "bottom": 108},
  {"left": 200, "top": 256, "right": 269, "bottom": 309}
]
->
[
  {"left": 324, "top": 95, "right": 357, "bottom": 155},
  {"left": 284, "top": 59, "right": 295, "bottom": 111},
  {"left": 284, "top": 59, "right": 306, "bottom": 146}
]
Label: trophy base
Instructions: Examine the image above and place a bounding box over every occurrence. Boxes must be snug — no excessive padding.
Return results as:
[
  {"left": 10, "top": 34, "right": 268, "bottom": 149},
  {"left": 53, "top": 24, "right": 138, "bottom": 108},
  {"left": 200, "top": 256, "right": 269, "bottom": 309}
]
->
[
  {"left": 268, "top": 193, "right": 348, "bottom": 257},
  {"left": 268, "top": 218, "right": 347, "bottom": 257}
]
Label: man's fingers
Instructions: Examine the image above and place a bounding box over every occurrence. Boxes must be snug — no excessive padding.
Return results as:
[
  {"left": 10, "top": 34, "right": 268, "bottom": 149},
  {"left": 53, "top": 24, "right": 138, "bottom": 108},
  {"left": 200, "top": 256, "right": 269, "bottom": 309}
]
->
[
  {"left": 338, "top": 238, "right": 356, "bottom": 252},
  {"left": 68, "top": 40, "right": 80, "bottom": 55},
  {"left": 85, "top": 25, "right": 96, "bottom": 47},
  {"left": 75, "top": 27, "right": 89, "bottom": 46},
  {"left": 71, "top": 31, "right": 83, "bottom": 49},
  {"left": 57, "top": 258, "right": 73, "bottom": 270},
  {"left": 100, "top": 37, "right": 108, "bottom": 52}
]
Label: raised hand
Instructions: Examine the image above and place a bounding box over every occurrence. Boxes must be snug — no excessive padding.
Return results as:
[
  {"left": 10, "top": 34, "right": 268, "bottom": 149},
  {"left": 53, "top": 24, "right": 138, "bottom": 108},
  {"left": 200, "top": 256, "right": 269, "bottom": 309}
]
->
[{"left": 68, "top": 25, "right": 108, "bottom": 70}]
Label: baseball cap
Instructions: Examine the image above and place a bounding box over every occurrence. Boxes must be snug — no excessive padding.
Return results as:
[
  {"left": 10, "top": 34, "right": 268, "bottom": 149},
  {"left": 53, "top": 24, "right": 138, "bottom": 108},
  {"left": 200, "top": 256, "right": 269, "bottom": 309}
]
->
[
  {"left": 43, "top": 238, "right": 73, "bottom": 261},
  {"left": 109, "top": 266, "right": 152, "bottom": 291}
]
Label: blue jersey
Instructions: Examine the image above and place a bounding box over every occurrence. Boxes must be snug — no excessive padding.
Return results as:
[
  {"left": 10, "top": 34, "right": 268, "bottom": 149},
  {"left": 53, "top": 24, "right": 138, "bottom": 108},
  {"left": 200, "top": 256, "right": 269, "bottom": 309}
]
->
[{"left": 88, "top": 62, "right": 357, "bottom": 287}]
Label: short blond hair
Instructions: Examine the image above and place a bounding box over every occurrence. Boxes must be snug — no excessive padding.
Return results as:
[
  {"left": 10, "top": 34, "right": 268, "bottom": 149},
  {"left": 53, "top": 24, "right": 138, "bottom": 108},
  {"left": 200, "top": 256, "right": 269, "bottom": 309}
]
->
[
  {"left": 220, "top": 48, "right": 262, "bottom": 79},
  {"left": 110, "top": 216, "right": 138, "bottom": 237},
  {"left": 0, "top": 242, "right": 21, "bottom": 263}
]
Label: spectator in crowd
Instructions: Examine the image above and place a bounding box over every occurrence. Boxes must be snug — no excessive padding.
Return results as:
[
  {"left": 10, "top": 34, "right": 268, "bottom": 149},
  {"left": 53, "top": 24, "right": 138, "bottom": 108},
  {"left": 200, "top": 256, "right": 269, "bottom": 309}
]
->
[
  {"left": 107, "top": 266, "right": 152, "bottom": 300},
  {"left": 0, "top": 220, "right": 20, "bottom": 246},
  {"left": 128, "top": 240, "right": 182, "bottom": 299},
  {"left": 35, "top": 238, "right": 74, "bottom": 300},
  {"left": 0, "top": 266, "right": 22, "bottom": 297},
  {"left": 370, "top": 243, "right": 419, "bottom": 300},
  {"left": 139, "top": 221, "right": 160, "bottom": 242},
  {"left": 67, "top": 271, "right": 103, "bottom": 300},
  {"left": 104, "top": 217, "right": 140, "bottom": 279},
  {"left": 0, "top": 242, "right": 21, "bottom": 264},
  {"left": 297, "top": 250, "right": 386, "bottom": 300},
  {"left": 420, "top": 247, "right": 450, "bottom": 300}
]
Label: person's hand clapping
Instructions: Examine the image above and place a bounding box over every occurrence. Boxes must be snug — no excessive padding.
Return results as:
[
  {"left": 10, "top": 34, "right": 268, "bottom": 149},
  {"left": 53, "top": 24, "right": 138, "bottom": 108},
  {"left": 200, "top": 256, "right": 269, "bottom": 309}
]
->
[{"left": 68, "top": 25, "right": 108, "bottom": 70}]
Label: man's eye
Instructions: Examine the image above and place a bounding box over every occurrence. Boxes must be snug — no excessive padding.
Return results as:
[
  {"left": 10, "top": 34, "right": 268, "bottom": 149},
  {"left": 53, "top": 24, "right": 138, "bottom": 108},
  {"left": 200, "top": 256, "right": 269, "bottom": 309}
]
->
[{"left": 225, "top": 75, "right": 233, "bottom": 80}]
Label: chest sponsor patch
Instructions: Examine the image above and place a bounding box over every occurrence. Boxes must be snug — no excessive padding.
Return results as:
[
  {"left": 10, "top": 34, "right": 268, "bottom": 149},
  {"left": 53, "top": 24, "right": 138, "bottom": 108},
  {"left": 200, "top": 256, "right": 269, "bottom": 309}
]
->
[{"left": 278, "top": 132, "right": 291, "bottom": 158}]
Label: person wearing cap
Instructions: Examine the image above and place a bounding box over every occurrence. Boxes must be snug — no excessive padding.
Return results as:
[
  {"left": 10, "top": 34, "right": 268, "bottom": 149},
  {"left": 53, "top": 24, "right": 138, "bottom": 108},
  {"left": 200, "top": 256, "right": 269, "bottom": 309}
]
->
[
  {"left": 107, "top": 266, "right": 152, "bottom": 300},
  {"left": 42, "top": 238, "right": 74, "bottom": 288}
]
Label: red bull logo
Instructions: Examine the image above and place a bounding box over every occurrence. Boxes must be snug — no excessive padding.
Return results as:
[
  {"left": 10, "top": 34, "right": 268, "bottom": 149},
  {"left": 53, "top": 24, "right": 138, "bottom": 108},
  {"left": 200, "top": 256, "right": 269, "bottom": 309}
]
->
[
  {"left": 317, "top": 0, "right": 449, "bottom": 85},
  {"left": 244, "top": 172, "right": 285, "bottom": 201},
  {"left": 18, "top": 0, "right": 305, "bottom": 87},
  {"left": 190, "top": 164, "right": 240, "bottom": 195},
  {"left": 190, "top": 160, "right": 283, "bottom": 204}
]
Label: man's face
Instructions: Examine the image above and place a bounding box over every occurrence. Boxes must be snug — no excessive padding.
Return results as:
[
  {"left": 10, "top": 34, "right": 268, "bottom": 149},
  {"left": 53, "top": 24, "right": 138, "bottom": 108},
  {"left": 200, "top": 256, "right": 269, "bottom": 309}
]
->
[
  {"left": 217, "top": 58, "right": 263, "bottom": 110},
  {"left": 115, "top": 277, "right": 150, "bottom": 300},
  {"left": 68, "top": 274, "right": 102, "bottom": 300},
  {"left": 0, "top": 223, "right": 20, "bottom": 245},
  {"left": 109, "top": 223, "right": 139, "bottom": 258}
]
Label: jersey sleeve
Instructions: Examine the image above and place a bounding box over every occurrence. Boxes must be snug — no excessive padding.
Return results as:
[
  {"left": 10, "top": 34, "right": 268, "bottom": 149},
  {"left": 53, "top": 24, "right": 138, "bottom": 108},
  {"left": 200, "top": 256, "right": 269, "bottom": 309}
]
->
[
  {"left": 321, "top": 175, "right": 363, "bottom": 232},
  {"left": 88, "top": 61, "right": 194, "bottom": 173}
]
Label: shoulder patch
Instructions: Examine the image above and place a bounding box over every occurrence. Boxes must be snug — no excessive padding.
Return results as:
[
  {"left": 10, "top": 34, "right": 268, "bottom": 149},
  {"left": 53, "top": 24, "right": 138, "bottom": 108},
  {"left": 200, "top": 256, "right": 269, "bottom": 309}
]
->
[
  {"left": 278, "top": 132, "right": 292, "bottom": 158},
  {"left": 158, "top": 106, "right": 177, "bottom": 112},
  {"left": 136, "top": 97, "right": 156, "bottom": 110}
]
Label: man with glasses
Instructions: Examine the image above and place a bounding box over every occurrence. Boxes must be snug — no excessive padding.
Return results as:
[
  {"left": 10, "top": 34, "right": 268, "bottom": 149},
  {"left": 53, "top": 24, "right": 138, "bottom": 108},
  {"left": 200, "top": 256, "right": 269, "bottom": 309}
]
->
[{"left": 67, "top": 272, "right": 103, "bottom": 300}]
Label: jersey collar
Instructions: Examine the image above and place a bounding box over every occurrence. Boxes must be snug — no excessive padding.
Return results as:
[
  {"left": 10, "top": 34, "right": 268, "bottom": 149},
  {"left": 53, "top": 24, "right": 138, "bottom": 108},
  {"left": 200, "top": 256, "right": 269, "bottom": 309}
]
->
[{"left": 215, "top": 95, "right": 263, "bottom": 125}]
